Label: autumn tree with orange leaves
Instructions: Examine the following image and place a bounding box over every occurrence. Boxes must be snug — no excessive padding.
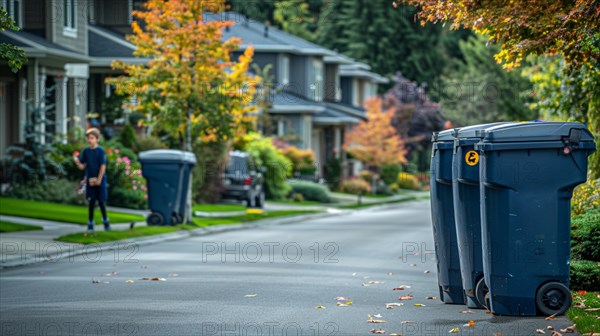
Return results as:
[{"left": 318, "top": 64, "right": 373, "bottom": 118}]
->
[
  {"left": 108, "top": 0, "right": 258, "bottom": 151},
  {"left": 344, "top": 97, "right": 406, "bottom": 172}
]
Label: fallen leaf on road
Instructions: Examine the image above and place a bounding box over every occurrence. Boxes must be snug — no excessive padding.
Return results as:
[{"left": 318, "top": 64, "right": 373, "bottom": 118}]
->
[
  {"left": 545, "top": 314, "right": 557, "bottom": 321},
  {"left": 463, "top": 320, "right": 475, "bottom": 327},
  {"left": 389, "top": 333, "right": 402, "bottom": 336},
  {"left": 398, "top": 295, "right": 413, "bottom": 300},
  {"left": 352, "top": 273, "right": 357, "bottom": 276},
  {"left": 424, "top": 270, "right": 431, "bottom": 274},
  {"left": 335, "top": 296, "right": 351, "bottom": 301},
  {"left": 536, "top": 329, "right": 546, "bottom": 334},
  {"left": 140, "top": 277, "right": 166, "bottom": 281},
  {"left": 449, "top": 328, "right": 460, "bottom": 333},
  {"left": 559, "top": 324, "right": 575, "bottom": 333},
  {"left": 386, "top": 303, "right": 404, "bottom": 309},
  {"left": 551, "top": 332, "right": 562, "bottom": 336},
  {"left": 315, "top": 305, "right": 325, "bottom": 309},
  {"left": 244, "top": 294, "right": 257, "bottom": 298},
  {"left": 91, "top": 278, "right": 110, "bottom": 284},
  {"left": 414, "top": 303, "right": 426, "bottom": 307},
  {"left": 336, "top": 302, "right": 352, "bottom": 307},
  {"left": 393, "top": 285, "right": 411, "bottom": 290},
  {"left": 460, "top": 310, "right": 475, "bottom": 314},
  {"left": 425, "top": 296, "right": 437, "bottom": 300},
  {"left": 400, "top": 321, "right": 415, "bottom": 325},
  {"left": 102, "top": 272, "right": 118, "bottom": 277},
  {"left": 368, "top": 319, "right": 386, "bottom": 323},
  {"left": 547, "top": 326, "right": 554, "bottom": 330},
  {"left": 409, "top": 264, "right": 417, "bottom": 267},
  {"left": 370, "top": 329, "right": 385, "bottom": 334},
  {"left": 125, "top": 280, "right": 135, "bottom": 283}
]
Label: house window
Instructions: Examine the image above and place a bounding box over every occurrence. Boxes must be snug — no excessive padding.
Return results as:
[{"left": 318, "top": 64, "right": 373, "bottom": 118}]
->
[
  {"left": 279, "top": 55, "right": 290, "bottom": 86},
  {"left": 63, "top": 0, "right": 77, "bottom": 37},
  {"left": 311, "top": 59, "right": 323, "bottom": 101},
  {"left": 3, "top": 0, "right": 22, "bottom": 27}
]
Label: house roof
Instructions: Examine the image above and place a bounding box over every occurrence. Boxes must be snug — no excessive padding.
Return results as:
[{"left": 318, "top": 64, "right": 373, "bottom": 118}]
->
[
  {"left": 313, "top": 107, "right": 362, "bottom": 125},
  {"left": 0, "top": 30, "right": 89, "bottom": 62},
  {"left": 340, "top": 63, "right": 389, "bottom": 84},
  {"left": 270, "top": 91, "right": 326, "bottom": 113},
  {"left": 204, "top": 12, "right": 336, "bottom": 56}
]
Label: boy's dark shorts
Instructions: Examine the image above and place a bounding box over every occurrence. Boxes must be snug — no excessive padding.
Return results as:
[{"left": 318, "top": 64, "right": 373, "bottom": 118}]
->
[{"left": 87, "top": 185, "right": 108, "bottom": 202}]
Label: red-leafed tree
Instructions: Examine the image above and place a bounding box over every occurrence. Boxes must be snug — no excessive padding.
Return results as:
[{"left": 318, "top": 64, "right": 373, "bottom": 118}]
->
[{"left": 344, "top": 97, "right": 407, "bottom": 171}]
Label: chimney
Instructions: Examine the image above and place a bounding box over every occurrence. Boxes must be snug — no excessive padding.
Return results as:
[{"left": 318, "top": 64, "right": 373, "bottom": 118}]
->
[{"left": 264, "top": 25, "right": 269, "bottom": 38}]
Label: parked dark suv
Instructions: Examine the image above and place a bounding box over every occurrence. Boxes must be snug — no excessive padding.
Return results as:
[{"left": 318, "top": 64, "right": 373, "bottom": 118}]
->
[{"left": 222, "top": 151, "right": 265, "bottom": 208}]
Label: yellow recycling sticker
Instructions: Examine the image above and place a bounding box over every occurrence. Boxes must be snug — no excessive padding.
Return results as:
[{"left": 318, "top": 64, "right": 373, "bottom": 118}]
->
[{"left": 465, "top": 150, "right": 479, "bottom": 166}]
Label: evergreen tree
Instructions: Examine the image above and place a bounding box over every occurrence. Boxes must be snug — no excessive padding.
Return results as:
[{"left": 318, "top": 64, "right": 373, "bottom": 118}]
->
[
  {"left": 316, "top": 0, "right": 470, "bottom": 86},
  {"left": 439, "top": 35, "right": 537, "bottom": 127}
]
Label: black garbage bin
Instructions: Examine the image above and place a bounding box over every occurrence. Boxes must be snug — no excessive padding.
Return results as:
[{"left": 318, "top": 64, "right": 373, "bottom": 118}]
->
[
  {"left": 430, "top": 129, "right": 465, "bottom": 304},
  {"left": 452, "top": 122, "right": 513, "bottom": 309},
  {"left": 476, "top": 122, "right": 596, "bottom": 316},
  {"left": 139, "top": 150, "right": 197, "bottom": 226}
]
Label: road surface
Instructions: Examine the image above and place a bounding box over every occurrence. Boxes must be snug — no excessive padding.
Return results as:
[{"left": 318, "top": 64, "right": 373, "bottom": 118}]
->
[{"left": 0, "top": 200, "right": 577, "bottom": 335}]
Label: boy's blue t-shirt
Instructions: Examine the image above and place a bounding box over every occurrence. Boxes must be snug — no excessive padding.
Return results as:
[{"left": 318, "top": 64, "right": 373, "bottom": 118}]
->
[{"left": 79, "top": 146, "right": 107, "bottom": 187}]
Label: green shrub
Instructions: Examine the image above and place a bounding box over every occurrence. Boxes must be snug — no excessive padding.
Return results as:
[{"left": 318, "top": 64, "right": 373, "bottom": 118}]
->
[
  {"left": 381, "top": 164, "right": 402, "bottom": 185},
  {"left": 119, "top": 124, "right": 138, "bottom": 149},
  {"left": 3, "top": 179, "right": 84, "bottom": 205},
  {"left": 109, "top": 187, "right": 147, "bottom": 210},
  {"left": 132, "top": 135, "right": 167, "bottom": 153},
  {"left": 571, "top": 209, "right": 600, "bottom": 262},
  {"left": 572, "top": 178, "right": 600, "bottom": 216},
  {"left": 104, "top": 139, "right": 138, "bottom": 162},
  {"left": 570, "top": 260, "right": 600, "bottom": 291},
  {"left": 339, "top": 178, "right": 371, "bottom": 195},
  {"left": 192, "top": 142, "right": 227, "bottom": 204},
  {"left": 289, "top": 180, "right": 330, "bottom": 202},
  {"left": 397, "top": 172, "right": 421, "bottom": 190},
  {"left": 240, "top": 133, "right": 292, "bottom": 200},
  {"left": 324, "top": 158, "right": 342, "bottom": 189}
]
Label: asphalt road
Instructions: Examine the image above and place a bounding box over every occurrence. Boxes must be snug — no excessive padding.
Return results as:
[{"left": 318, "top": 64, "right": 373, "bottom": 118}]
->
[{"left": 0, "top": 200, "right": 578, "bottom": 336}]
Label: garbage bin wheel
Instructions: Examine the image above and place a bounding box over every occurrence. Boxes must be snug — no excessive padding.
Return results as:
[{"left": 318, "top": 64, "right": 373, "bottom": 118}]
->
[
  {"left": 536, "top": 282, "right": 572, "bottom": 316},
  {"left": 484, "top": 293, "right": 491, "bottom": 312},
  {"left": 147, "top": 212, "right": 164, "bottom": 226},
  {"left": 172, "top": 213, "right": 182, "bottom": 225},
  {"left": 475, "top": 278, "right": 489, "bottom": 309},
  {"left": 255, "top": 191, "right": 265, "bottom": 209}
]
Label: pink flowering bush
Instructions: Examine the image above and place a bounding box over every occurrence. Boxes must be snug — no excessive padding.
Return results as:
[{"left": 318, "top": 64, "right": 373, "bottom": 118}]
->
[{"left": 106, "top": 147, "right": 148, "bottom": 209}]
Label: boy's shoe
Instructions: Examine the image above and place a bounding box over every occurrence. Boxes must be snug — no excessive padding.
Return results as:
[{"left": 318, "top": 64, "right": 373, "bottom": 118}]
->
[
  {"left": 86, "top": 225, "right": 95, "bottom": 234},
  {"left": 103, "top": 220, "right": 111, "bottom": 231}
]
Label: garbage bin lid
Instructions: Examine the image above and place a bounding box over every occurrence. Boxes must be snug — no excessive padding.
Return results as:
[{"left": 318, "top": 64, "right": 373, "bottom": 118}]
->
[
  {"left": 432, "top": 129, "right": 456, "bottom": 142},
  {"left": 456, "top": 122, "right": 515, "bottom": 139},
  {"left": 480, "top": 122, "right": 595, "bottom": 143},
  {"left": 139, "top": 149, "right": 197, "bottom": 164}
]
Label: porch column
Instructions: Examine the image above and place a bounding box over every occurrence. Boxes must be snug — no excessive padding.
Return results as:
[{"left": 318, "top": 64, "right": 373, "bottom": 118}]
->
[
  {"left": 57, "top": 76, "right": 69, "bottom": 138},
  {"left": 39, "top": 68, "right": 47, "bottom": 144},
  {"left": 334, "top": 126, "right": 341, "bottom": 159}
]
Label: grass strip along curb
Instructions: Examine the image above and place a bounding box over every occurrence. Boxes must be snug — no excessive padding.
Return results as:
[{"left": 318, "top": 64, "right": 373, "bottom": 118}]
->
[
  {"left": 0, "top": 197, "right": 144, "bottom": 224},
  {"left": 0, "top": 221, "right": 43, "bottom": 233}
]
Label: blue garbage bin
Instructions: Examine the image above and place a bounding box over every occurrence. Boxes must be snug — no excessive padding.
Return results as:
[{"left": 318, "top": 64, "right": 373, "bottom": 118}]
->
[
  {"left": 139, "top": 150, "right": 197, "bottom": 226},
  {"left": 452, "top": 122, "right": 513, "bottom": 309},
  {"left": 476, "top": 122, "right": 596, "bottom": 316},
  {"left": 430, "top": 129, "right": 465, "bottom": 304}
]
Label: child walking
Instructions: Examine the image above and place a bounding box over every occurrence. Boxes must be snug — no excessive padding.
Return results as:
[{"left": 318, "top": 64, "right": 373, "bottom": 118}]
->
[{"left": 74, "top": 128, "right": 111, "bottom": 233}]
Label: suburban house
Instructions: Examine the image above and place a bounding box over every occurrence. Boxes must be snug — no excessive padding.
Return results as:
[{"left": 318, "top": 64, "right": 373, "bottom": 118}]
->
[{"left": 0, "top": 1, "right": 388, "bottom": 179}]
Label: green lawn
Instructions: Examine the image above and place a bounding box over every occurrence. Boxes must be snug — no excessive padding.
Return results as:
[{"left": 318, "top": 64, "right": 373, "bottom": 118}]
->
[
  {"left": 568, "top": 291, "right": 600, "bottom": 334},
  {"left": 56, "top": 226, "right": 180, "bottom": 244},
  {"left": 192, "top": 203, "right": 247, "bottom": 212},
  {"left": 0, "top": 197, "right": 144, "bottom": 224},
  {"left": 193, "top": 209, "right": 321, "bottom": 227},
  {"left": 0, "top": 221, "right": 43, "bottom": 233}
]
